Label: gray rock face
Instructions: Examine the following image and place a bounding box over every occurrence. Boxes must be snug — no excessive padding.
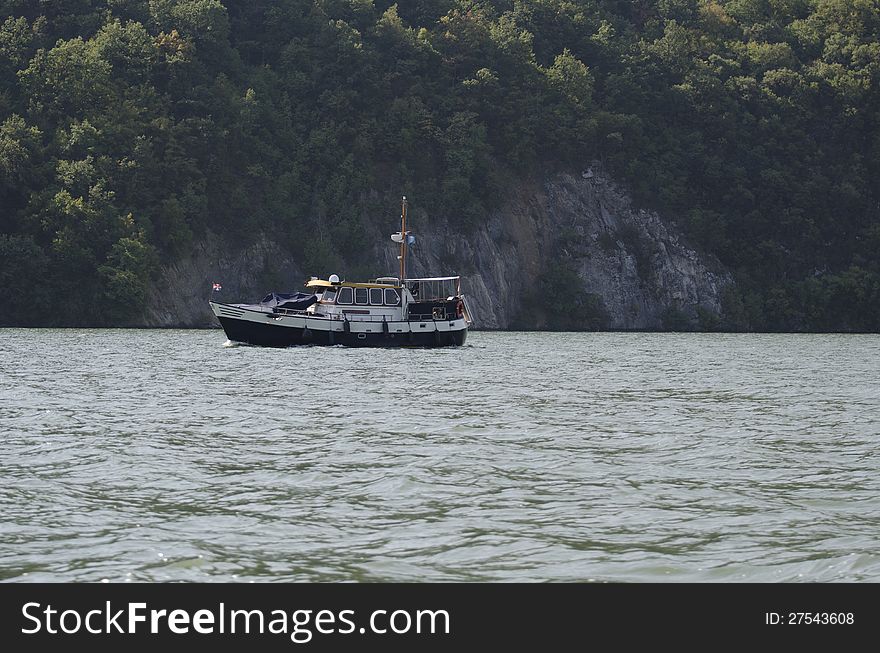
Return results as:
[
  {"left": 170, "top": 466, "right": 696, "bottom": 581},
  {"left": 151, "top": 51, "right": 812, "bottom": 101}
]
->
[
  {"left": 141, "top": 232, "right": 304, "bottom": 328},
  {"left": 386, "top": 167, "right": 732, "bottom": 329},
  {"left": 141, "top": 166, "right": 732, "bottom": 330}
]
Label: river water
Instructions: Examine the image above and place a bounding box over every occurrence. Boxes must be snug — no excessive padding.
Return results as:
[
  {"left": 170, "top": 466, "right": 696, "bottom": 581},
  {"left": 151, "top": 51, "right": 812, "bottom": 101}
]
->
[{"left": 1, "top": 329, "right": 878, "bottom": 582}]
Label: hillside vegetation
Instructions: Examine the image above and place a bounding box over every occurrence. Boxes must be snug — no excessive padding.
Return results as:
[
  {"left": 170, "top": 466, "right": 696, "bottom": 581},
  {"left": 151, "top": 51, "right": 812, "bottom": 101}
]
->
[{"left": 1, "top": 1, "right": 878, "bottom": 329}]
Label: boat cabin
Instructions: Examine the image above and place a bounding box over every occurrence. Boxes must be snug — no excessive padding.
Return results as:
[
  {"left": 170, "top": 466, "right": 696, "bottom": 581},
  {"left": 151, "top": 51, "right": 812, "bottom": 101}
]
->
[{"left": 301, "top": 275, "right": 463, "bottom": 322}]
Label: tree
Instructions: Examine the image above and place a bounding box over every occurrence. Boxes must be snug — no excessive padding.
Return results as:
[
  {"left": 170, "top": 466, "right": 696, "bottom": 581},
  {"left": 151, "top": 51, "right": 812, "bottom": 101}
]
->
[
  {"left": 0, "top": 234, "right": 49, "bottom": 325},
  {"left": 18, "top": 36, "right": 112, "bottom": 121}
]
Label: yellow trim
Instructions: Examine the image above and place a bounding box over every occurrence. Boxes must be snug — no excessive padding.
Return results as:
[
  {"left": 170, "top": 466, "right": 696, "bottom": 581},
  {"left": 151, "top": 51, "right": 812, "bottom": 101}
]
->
[{"left": 305, "top": 279, "right": 401, "bottom": 289}]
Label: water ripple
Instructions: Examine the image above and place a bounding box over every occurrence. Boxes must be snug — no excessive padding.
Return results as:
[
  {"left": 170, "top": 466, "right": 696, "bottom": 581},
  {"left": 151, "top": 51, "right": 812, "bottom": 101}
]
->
[{"left": 1, "top": 329, "right": 879, "bottom": 582}]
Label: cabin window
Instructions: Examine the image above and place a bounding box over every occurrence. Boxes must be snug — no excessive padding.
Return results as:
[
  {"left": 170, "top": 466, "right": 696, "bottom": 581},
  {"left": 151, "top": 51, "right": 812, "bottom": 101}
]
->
[
  {"left": 322, "top": 288, "right": 337, "bottom": 303},
  {"left": 369, "top": 288, "right": 383, "bottom": 305},
  {"left": 355, "top": 288, "right": 369, "bottom": 305},
  {"left": 384, "top": 289, "right": 400, "bottom": 306},
  {"left": 337, "top": 287, "right": 353, "bottom": 305}
]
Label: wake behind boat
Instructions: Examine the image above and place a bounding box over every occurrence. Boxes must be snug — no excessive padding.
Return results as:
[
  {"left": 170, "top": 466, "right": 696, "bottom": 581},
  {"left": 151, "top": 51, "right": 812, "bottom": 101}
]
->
[{"left": 209, "top": 197, "right": 472, "bottom": 347}]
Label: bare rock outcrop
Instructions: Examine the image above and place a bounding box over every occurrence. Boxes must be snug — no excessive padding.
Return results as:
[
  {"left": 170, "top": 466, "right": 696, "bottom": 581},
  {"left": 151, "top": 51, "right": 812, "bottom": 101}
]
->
[{"left": 141, "top": 166, "right": 731, "bottom": 330}]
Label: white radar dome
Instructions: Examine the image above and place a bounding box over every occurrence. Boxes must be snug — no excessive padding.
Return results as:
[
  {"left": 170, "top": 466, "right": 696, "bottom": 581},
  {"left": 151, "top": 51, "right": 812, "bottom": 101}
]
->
[{"left": 329, "top": 274, "right": 340, "bottom": 283}]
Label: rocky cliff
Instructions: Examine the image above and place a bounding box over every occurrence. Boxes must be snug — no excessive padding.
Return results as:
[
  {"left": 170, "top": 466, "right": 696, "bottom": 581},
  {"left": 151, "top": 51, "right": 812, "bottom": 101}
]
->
[
  {"left": 141, "top": 165, "right": 732, "bottom": 330},
  {"left": 142, "top": 233, "right": 303, "bottom": 328}
]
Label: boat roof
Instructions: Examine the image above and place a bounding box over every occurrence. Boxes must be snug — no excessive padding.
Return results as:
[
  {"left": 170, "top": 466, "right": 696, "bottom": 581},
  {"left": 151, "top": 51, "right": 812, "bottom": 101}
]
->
[
  {"left": 305, "top": 279, "right": 401, "bottom": 289},
  {"left": 304, "top": 276, "right": 459, "bottom": 289}
]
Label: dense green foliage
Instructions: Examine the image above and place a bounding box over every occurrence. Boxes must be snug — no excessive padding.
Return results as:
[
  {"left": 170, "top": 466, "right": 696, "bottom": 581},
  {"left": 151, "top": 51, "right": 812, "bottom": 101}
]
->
[{"left": 0, "top": 1, "right": 877, "bottom": 328}]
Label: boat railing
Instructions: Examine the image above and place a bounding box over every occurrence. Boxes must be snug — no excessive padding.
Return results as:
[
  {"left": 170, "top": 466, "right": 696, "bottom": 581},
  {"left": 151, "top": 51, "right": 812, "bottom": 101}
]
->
[
  {"left": 270, "top": 307, "right": 316, "bottom": 317},
  {"left": 407, "top": 313, "right": 445, "bottom": 321},
  {"left": 269, "top": 307, "right": 457, "bottom": 322}
]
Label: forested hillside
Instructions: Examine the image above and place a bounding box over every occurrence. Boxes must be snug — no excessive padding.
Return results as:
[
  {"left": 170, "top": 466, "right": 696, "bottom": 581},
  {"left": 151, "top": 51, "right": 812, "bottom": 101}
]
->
[{"left": 1, "top": 1, "right": 877, "bottom": 330}]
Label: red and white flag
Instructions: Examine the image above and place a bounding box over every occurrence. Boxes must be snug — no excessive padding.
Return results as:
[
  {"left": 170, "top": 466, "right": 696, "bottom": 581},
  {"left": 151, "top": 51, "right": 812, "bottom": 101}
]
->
[{"left": 212, "top": 282, "right": 222, "bottom": 291}]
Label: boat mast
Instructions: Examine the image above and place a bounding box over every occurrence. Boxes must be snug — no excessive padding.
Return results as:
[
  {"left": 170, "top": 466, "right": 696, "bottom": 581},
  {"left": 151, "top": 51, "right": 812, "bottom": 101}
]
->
[{"left": 400, "top": 196, "right": 408, "bottom": 282}]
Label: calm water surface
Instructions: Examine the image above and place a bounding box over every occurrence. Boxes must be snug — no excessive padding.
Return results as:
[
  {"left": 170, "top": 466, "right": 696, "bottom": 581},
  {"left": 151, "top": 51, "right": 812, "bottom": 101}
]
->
[{"left": 1, "top": 330, "right": 878, "bottom": 582}]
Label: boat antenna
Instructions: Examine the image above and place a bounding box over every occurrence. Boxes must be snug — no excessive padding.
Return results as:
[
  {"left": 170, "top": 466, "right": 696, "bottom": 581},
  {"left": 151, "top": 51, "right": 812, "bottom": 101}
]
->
[{"left": 400, "top": 196, "right": 407, "bottom": 282}]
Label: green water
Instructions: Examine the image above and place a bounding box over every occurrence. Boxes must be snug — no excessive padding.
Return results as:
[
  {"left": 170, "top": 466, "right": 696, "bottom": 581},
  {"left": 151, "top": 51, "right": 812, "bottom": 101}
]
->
[{"left": 1, "top": 330, "right": 878, "bottom": 582}]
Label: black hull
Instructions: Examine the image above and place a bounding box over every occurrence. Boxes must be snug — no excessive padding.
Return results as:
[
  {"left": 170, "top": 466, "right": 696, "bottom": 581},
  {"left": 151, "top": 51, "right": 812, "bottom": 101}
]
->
[{"left": 217, "top": 316, "right": 467, "bottom": 348}]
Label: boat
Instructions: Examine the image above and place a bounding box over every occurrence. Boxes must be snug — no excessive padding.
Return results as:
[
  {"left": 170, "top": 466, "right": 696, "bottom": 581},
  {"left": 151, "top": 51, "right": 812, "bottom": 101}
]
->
[{"left": 209, "top": 197, "right": 473, "bottom": 347}]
